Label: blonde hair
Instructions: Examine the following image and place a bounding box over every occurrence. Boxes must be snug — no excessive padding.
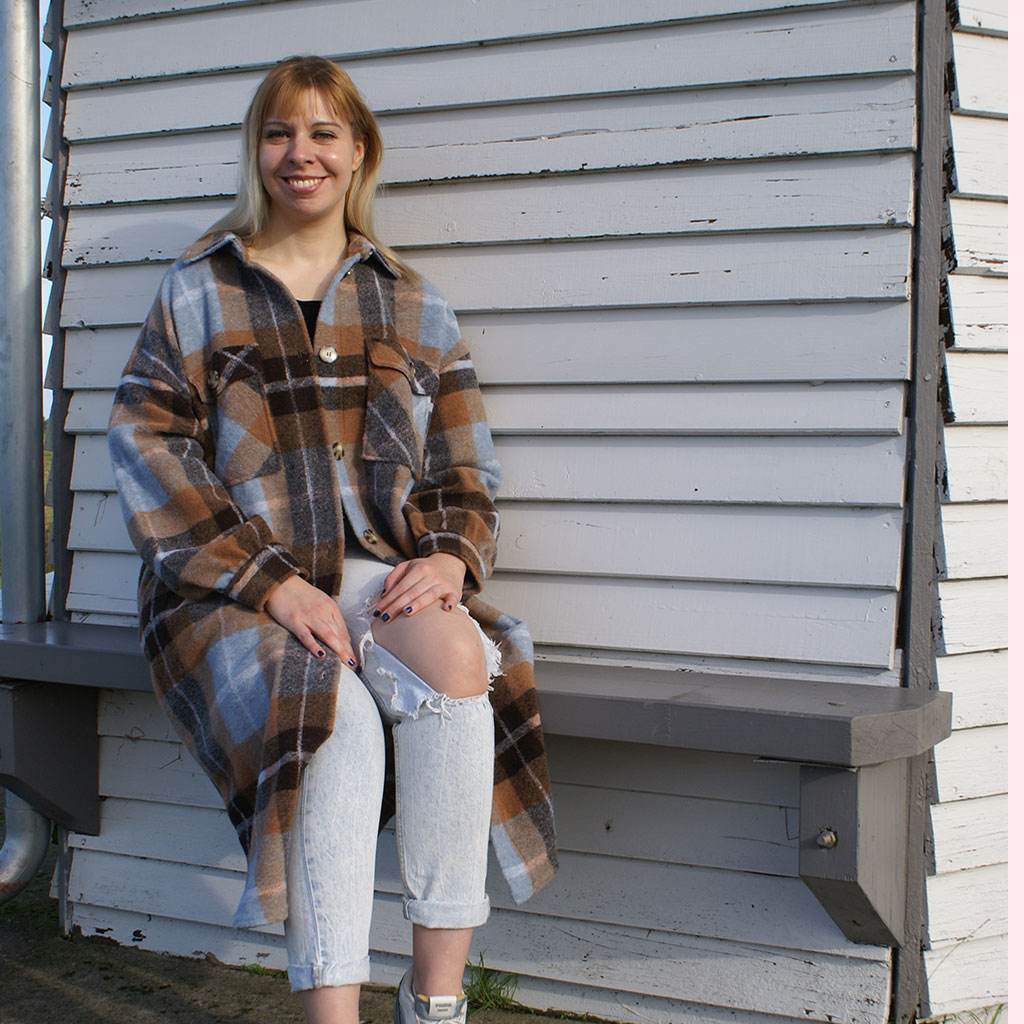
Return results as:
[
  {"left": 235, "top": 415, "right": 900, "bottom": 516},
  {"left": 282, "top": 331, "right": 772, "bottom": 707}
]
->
[{"left": 207, "top": 55, "right": 412, "bottom": 277}]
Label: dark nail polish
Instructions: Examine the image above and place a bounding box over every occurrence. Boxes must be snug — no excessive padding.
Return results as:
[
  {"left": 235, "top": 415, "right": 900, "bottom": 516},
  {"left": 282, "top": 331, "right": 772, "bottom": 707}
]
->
[
  {"left": 348, "top": 658, "right": 356, "bottom": 667},
  {"left": 372, "top": 609, "right": 381, "bottom": 618},
  {"left": 316, "top": 650, "right": 325, "bottom": 658},
  {"left": 381, "top": 613, "right": 390, "bottom": 622},
  {"left": 405, "top": 606, "right": 413, "bottom": 614}
]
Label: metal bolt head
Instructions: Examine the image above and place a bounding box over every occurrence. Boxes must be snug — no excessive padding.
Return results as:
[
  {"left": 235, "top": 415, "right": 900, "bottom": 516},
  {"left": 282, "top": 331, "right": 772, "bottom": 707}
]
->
[{"left": 817, "top": 828, "right": 839, "bottom": 849}]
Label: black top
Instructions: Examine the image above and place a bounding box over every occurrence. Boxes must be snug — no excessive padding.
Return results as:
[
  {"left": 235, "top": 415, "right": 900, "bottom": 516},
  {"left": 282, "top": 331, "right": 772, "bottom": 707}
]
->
[{"left": 297, "top": 299, "right": 321, "bottom": 342}]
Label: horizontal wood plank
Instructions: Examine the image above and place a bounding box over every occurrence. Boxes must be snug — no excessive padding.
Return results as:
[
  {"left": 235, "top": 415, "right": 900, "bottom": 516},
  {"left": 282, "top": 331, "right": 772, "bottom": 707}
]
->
[
  {"left": 935, "top": 650, "right": 1007, "bottom": 730},
  {"left": 949, "top": 197, "right": 1008, "bottom": 275},
  {"left": 61, "top": 0, "right": 891, "bottom": 27},
  {"left": 62, "top": 2, "right": 917, "bottom": 92},
  {"left": 72, "top": 432, "right": 909, "bottom": 506},
  {"left": 944, "top": 351, "right": 1008, "bottom": 424},
  {"left": 95, "top": 690, "right": 802, "bottom": 805},
  {"left": 946, "top": 275, "right": 1008, "bottom": 350},
  {"left": 64, "top": 302, "right": 913, "bottom": 388},
  {"left": 74, "top": 494, "right": 905, "bottom": 589},
  {"left": 67, "top": 850, "right": 891, "bottom": 1021},
  {"left": 924, "top": 933, "right": 1008, "bottom": 1015},
  {"left": 955, "top": 1, "right": 1008, "bottom": 35},
  {"left": 925, "top": 862, "right": 1008, "bottom": 944},
  {"left": 68, "top": 551, "right": 899, "bottom": 666},
  {"left": 951, "top": 32, "right": 1008, "bottom": 115},
  {"left": 939, "top": 501, "right": 1007, "bottom": 579},
  {"left": 65, "top": 382, "right": 906, "bottom": 437},
  {"left": 66, "top": 903, "right": 845, "bottom": 1024},
  {"left": 60, "top": 230, "right": 913, "bottom": 323},
  {"left": 942, "top": 425, "right": 1008, "bottom": 502},
  {"left": 65, "top": 77, "right": 916, "bottom": 183},
  {"left": 933, "top": 724, "right": 1008, "bottom": 802},
  {"left": 950, "top": 113, "right": 1008, "bottom": 197},
  {"left": 930, "top": 794, "right": 1007, "bottom": 874},
  {"left": 483, "top": 573, "right": 897, "bottom": 667},
  {"left": 937, "top": 577, "right": 1008, "bottom": 654},
  {"left": 62, "top": 154, "right": 915, "bottom": 259}
]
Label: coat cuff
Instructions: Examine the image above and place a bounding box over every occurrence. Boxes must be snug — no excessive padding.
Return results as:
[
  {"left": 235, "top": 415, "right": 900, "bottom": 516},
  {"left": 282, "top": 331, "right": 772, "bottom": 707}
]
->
[
  {"left": 416, "top": 533, "right": 488, "bottom": 595},
  {"left": 229, "top": 545, "right": 305, "bottom": 610}
]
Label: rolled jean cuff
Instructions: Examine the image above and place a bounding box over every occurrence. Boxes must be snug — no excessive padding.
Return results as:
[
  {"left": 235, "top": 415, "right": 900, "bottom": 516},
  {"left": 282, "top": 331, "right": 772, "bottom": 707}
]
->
[
  {"left": 403, "top": 894, "right": 491, "bottom": 929},
  {"left": 287, "top": 955, "right": 370, "bottom": 992}
]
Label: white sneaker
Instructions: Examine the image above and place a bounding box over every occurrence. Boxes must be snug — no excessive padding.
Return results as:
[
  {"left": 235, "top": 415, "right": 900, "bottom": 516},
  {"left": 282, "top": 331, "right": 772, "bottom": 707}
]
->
[{"left": 394, "top": 967, "right": 468, "bottom": 1024}]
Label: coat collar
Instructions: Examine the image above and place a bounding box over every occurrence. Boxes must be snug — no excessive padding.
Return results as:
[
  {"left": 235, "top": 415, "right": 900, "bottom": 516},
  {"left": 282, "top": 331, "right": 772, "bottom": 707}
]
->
[{"left": 181, "top": 230, "right": 399, "bottom": 279}]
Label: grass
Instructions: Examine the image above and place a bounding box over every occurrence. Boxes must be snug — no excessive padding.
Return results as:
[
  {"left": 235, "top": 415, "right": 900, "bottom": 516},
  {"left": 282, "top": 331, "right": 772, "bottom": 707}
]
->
[
  {"left": 464, "top": 955, "right": 523, "bottom": 1015},
  {"left": 921, "top": 1006, "right": 1007, "bottom": 1024}
]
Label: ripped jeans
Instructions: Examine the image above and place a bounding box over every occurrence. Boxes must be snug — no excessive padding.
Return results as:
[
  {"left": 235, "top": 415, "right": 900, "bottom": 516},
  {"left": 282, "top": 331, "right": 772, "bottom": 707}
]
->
[{"left": 282, "top": 546, "right": 498, "bottom": 992}]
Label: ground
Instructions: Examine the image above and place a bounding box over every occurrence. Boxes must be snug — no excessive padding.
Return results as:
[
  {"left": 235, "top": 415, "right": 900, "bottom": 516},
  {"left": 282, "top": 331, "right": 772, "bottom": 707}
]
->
[{"left": 0, "top": 808, "right": 584, "bottom": 1024}]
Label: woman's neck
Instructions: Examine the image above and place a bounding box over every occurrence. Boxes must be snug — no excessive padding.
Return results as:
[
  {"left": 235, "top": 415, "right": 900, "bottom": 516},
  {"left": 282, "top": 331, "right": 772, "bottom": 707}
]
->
[{"left": 247, "top": 214, "right": 350, "bottom": 301}]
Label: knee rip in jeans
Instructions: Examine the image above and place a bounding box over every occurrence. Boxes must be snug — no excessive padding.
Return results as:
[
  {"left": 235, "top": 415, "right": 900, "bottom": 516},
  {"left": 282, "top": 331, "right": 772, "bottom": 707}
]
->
[{"left": 355, "top": 596, "right": 501, "bottom": 723}]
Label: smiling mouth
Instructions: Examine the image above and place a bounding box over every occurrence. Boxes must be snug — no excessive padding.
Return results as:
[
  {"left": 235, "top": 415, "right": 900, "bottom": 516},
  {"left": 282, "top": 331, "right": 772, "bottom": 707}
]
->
[{"left": 283, "top": 176, "right": 326, "bottom": 193}]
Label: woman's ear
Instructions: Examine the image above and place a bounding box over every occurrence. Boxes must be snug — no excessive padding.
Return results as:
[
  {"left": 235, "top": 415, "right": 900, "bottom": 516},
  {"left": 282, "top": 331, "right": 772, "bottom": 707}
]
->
[{"left": 352, "top": 137, "right": 366, "bottom": 172}]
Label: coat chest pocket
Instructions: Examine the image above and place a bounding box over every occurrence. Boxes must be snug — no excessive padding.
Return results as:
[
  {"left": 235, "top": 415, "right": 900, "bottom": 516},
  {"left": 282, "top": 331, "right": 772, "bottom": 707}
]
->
[
  {"left": 361, "top": 339, "right": 438, "bottom": 474},
  {"left": 204, "top": 344, "right": 282, "bottom": 486}
]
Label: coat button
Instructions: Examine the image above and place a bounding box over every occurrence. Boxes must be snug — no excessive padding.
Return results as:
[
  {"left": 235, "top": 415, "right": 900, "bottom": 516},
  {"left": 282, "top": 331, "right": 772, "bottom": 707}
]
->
[
  {"left": 318, "top": 346, "right": 338, "bottom": 364},
  {"left": 207, "top": 369, "right": 220, "bottom": 388},
  {"left": 331, "top": 441, "right": 345, "bottom": 460},
  {"left": 362, "top": 528, "right": 378, "bottom": 545}
]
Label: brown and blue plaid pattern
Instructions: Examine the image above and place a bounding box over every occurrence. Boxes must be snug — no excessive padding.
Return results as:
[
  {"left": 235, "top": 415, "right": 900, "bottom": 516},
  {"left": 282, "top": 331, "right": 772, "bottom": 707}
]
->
[{"left": 109, "top": 233, "right": 557, "bottom": 927}]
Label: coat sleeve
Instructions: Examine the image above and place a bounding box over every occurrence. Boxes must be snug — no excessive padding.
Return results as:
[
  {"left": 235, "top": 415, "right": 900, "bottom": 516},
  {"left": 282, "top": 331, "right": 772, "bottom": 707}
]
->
[
  {"left": 107, "top": 267, "right": 304, "bottom": 610},
  {"left": 404, "top": 298, "right": 502, "bottom": 596}
]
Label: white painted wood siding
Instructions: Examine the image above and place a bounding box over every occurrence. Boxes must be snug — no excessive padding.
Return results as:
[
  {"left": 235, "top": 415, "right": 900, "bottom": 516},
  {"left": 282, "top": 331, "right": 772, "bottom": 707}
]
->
[
  {"left": 54, "top": 1, "right": 924, "bottom": 1020},
  {"left": 925, "top": 3, "right": 1008, "bottom": 1015}
]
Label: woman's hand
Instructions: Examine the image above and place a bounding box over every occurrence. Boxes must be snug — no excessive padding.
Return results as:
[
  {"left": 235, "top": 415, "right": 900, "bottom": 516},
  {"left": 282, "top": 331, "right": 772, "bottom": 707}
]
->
[
  {"left": 265, "top": 575, "right": 359, "bottom": 667},
  {"left": 372, "top": 553, "right": 467, "bottom": 621}
]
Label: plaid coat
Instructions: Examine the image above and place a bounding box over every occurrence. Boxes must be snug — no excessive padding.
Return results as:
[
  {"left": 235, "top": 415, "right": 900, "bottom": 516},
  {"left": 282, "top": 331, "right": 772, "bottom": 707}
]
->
[{"left": 108, "top": 231, "right": 557, "bottom": 928}]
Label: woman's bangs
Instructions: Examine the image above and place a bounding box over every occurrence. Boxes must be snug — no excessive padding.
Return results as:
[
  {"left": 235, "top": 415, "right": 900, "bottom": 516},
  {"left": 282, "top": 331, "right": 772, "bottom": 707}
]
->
[{"left": 261, "top": 78, "right": 352, "bottom": 127}]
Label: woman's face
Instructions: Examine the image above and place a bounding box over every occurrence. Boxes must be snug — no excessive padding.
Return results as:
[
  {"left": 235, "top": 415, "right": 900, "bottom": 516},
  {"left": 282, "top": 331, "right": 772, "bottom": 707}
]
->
[{"left": 258, "top": 88, "right": 366, "bottom": 231}]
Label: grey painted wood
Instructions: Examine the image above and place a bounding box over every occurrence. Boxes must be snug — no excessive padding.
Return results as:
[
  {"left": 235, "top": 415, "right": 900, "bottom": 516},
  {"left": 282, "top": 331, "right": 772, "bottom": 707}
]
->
[
  {"left": 955, "top": 1, "right": 1008, "bottom": 34},
  {"left": 64, "top": 550, "right": 899, "bottom": 666},
  {"left": 65, "top": 76, "right": 916, "bottom": 180},
  {"left": 67, "top": 848, "right": 892, "bottom": 1022},
  {"left": 62, "top": 156, "right": 916, "bottom": 258},
  {"left": 61, "top": 0, "right": 891, "bottom": 27},
  {"left": 74, "top": 494, "right": 906, "bottom": 588},
  {"left": 61, "top": 2, "right": 917, "bottom": 90},
  {"left": 65, "top": 382, "right": 907, "bottom": 437},
  {"left": 60, "top": 229, "right": 913, "bottom": 325},
  {"left": 71, "top": 432, "right": 910, "bottom": 506},
  {"left": 64, "top": 302, "right": 913, "bottom": 388}
]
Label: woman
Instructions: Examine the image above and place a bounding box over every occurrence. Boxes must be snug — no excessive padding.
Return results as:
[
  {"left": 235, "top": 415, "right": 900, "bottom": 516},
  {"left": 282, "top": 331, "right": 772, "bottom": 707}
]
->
[{"left": 108, "top": 55, "right": 557, "bottom": 1024}]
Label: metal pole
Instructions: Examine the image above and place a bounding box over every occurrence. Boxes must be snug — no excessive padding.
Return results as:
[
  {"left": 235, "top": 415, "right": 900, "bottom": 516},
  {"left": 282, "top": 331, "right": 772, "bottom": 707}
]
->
[{"left": 0, "top": 0, "right": 46, "bottom": 624}]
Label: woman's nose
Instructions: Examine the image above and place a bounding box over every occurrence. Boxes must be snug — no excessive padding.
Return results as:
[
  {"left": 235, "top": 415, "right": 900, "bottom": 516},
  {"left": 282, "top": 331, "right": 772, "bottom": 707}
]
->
[{"left": 287, "top": 133, "right": 313, "bottom": 163}]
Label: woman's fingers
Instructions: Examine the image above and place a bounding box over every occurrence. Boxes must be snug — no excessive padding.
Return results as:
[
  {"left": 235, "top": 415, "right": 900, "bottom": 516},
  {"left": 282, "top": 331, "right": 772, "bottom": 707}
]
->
[
  {"left": 265, "top": 575, "right": 359, "bottom": 667},
  {"left": 373, "top": 555, "right": 466, "bottom": 620}
]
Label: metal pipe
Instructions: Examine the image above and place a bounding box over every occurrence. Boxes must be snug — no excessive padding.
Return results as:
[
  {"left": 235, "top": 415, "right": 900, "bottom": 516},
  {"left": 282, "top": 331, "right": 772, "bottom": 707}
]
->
[
  {"left": 0, "top": 789, "right": 52, "bottom": 904},
  {"left": 0, "top": 0, "right": 54, "bottom": 907},
  {"left": 0, "top": 0, "right": 46, "bottom": 625}
]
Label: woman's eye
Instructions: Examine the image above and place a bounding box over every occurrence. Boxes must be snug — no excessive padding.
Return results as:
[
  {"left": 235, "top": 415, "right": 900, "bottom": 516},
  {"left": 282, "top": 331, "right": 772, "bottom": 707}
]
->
[
  {"left": 263, "top": 129, "right": 288, "bottom": 140},
  {"left": 313, "top": 131, "right": 337, "bottom": 141}
]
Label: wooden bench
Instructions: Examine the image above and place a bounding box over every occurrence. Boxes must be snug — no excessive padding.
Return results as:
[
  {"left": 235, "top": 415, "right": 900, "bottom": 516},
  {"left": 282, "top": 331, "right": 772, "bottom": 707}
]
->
[{"left": 1, "top": 620, "right": 952, "bottom": 948}]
